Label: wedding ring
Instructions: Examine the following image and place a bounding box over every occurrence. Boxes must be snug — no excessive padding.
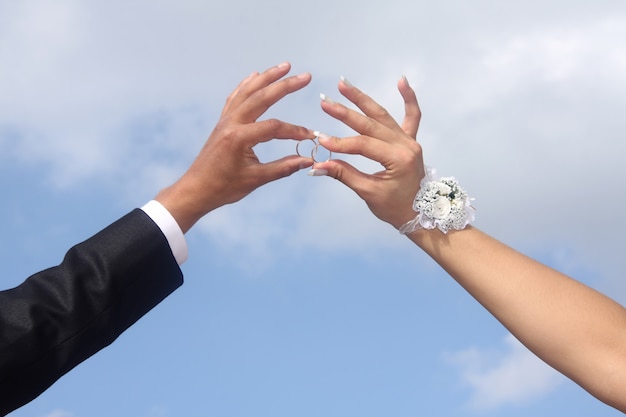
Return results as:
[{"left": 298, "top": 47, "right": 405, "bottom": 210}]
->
[
  {"left": 296, "top": 137, "right": 332, "bottom": 163},
  {"left": 296, "top": 138, "right": 317, "bottom": 158}
]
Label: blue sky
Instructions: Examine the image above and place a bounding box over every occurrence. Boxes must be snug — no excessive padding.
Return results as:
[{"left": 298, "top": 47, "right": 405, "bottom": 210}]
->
[{"left": 1, "top": 0, "right": 626, "bottom": 416}]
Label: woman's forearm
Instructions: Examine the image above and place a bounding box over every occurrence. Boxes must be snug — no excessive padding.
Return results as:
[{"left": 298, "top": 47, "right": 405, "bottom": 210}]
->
[
  {"left": 311, "top": 76, "right": 626, "bottom": 411},
  {"left": 409, "top": 226, "right": 626, "bottom": 411}
]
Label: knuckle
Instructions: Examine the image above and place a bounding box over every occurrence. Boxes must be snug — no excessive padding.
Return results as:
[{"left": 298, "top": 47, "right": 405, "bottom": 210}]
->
[
  {"left": 397, "top": 140, "right": 423, "bottom": 165},
  {"left": 264, "top": 118, "right": 281, "bottom": 132},
  {"left": 362, "top": 117, "right": 378, "bottom": 133},
  {"left": 261, "top": 118, "right": 285, "bottom": 137},
  {"left": 213, "top": 124, "right": 244, "bottom": 149},
  {"left": 408, "top": 140, "right": 422, "bottom": 156},
  {"left": 225, "top": 91, "right": 237, "bottom": 104},
  {"left": 246, "top": 89, "right": 269, "bottom": 109},
  {"left": 372, "top": 106, "right": 390, "bottom": 120},
  {"left": 354, "top": 135, "right": 369, "bottom": 150},
  {"left": 219, "top": 124, "right": 239, "bottom": 141},
  {"left": 413, "top": 109, "right": 422, "bottom": 124}
]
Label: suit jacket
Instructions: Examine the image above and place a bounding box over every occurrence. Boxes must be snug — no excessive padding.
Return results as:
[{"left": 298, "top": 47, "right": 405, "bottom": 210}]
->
[{"left": 0, "top": 209, "right": 184, "bottom": 416}]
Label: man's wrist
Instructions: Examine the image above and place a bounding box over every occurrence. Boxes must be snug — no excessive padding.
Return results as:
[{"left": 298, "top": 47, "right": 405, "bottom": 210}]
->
[{"left": 141, "top": 200, "right": 189, "bottom": 265}]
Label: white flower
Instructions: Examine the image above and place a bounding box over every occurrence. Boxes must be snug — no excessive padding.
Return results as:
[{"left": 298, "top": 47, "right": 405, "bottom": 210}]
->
[
  {"left": 436, "top": 182, "right": 452, "bottom": 196},
  {"left": 400, "top": 166, "right": 475, "bottom": 235},
  {"left": 432, "top": 196, "right": 452, "bottom": 219}
]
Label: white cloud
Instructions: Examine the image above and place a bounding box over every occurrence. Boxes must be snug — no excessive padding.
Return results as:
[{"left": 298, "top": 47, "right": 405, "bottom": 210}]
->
[
  {"left": 411, "top": 17, "right": 626, "bottom": 294},
  {"left": 445, "top": 334, "right": 564, "bottom": 411},
  {"left": 2, "top": 3, "right": 624, "bottom": 415},
  {"left": 1, "top": 0, "right": 626, "bottom": 286}
]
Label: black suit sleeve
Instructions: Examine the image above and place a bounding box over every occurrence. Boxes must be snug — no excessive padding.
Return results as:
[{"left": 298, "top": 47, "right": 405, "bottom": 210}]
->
[{"left": 0, "top": 209, "right": 184, "bottom": 415}]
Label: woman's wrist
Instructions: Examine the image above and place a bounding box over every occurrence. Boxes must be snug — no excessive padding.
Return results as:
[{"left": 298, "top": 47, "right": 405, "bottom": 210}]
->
[
  {"left": 406, "top": 224, "right": 477, "bottom": 252},
  {"left": 398, "top": 166, "right": 475, "bottom": 235}
]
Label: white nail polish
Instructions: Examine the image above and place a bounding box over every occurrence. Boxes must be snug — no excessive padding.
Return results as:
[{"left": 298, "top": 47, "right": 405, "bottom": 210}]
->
[
  {"left": 320, "top": 93, "right": 335, "bottom": 104},
  {"left": 340, "top": 75, "right": 352, "bottom": 87},
  {"left": 316, "top": 132, "right": 330, "bottom": 141},
  {"left": 308, "top": 169, "right": 328, "bottom": 177}
]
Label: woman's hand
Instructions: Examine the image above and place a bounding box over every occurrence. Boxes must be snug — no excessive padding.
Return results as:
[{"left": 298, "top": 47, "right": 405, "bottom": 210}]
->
[{"left": 311, "top": 76, "right": 424, "bottom": 230}]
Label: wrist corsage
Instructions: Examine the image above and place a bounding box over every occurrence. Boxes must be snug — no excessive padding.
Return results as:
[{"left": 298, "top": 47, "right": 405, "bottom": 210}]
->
[{"left": 399, "top": 166, "right": 475, "bottom": 235}]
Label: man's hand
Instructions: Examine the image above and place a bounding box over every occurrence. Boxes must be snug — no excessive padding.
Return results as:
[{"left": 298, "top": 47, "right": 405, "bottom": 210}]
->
[{"left": 156, "top": 62, "right": 315, "bottom": 233}]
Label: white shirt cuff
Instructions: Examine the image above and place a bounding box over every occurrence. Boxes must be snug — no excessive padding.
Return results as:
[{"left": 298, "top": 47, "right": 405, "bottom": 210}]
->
[{"left": 140, "top": 200, "right": 188, "bottom": 265}]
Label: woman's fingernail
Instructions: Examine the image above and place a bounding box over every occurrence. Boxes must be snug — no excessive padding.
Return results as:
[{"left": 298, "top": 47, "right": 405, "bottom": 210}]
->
[
  {"left": 308, "top": 169, "right": 328, "bottom": 177},
  {"left": 320, "top": 93, "right": 335, "bottom": 104},
  {"left": 402, "top": 74, "right": 410, "bottom": 86},
  {"left": 340, "top": 75, "right": 353, "bottom": 87},
  {"left": 277, "top": 61, "right": 290, "bottom": 69},
  {"left": 316, "top": 132, "right": 330, "bottom": 142}
]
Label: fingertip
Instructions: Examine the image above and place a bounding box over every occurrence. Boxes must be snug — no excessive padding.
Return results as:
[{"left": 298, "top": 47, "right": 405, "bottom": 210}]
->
[
  {"left": 337, "top": 78, "right": 354, "bottom": 97},
  {"left": 315, "top": 132, "right": 338, "bottom": 151},
  {"left": 266, "top": 157, "right": 311, "bottom": 183},
  {"left": 309, "top": 159, "right": 337, "bottom": 174},
  {"left": 339, "top": 75, "right": 353, "bottom": 88},
  {"left": 320, "top": 93, "right": 335, "bottom": 105},
  {"left": 261, "top": 61, "right": 290, "bottom": 79},
  {"left": 293, "top": 126, "right": 317, "bottom": 140},
  {"left": 298, "top": 158, "right": 314, "bottom": 170},
  {"left": 308, "top": 168, "right": 328, "bottom": 177},
  {"left": 309, "top": 159, "right": 361, "bottom": 188},
  {"left": 316, "top": 131, "right": 330, "bottom": 142},
  {"left": 398, "top": 75, "right": 413, "bottom": 95},
  {"left": 308, "top": 160, "right": 335, "bottom": 177},
  {"left": 398, "top": 78, "right": 419, "bottom": 107},
  {"left": 293, "top": 72, "right": 313, "bottom": 88}
]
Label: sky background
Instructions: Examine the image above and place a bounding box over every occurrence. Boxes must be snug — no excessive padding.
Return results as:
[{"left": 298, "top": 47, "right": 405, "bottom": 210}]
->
[{"left": 1, "top": 0, "right": 625, "bottom": 416}]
